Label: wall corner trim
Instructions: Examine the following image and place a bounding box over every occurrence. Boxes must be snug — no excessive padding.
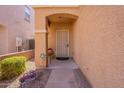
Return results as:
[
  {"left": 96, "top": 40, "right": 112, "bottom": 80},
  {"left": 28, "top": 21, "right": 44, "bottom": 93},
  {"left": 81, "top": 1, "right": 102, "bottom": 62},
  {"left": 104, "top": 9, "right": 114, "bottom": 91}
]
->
[{"left": 35, "top": 29, "right": 47, "bottom": 34}]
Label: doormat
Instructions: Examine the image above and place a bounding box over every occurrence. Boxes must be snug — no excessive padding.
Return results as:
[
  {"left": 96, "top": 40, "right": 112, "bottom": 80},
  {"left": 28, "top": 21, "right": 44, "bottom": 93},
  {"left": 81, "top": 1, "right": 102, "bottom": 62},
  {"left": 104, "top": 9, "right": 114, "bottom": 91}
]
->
[{"left": 56, "top": 57, "right": 69, "bottom": 60}]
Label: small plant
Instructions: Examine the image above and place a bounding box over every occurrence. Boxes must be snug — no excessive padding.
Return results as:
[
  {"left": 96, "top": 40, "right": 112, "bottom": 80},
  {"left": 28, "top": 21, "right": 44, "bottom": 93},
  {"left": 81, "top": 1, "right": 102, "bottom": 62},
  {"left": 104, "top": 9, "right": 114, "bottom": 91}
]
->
[{"left": 0, "top": 56, "right": 26, "bottom": 80}]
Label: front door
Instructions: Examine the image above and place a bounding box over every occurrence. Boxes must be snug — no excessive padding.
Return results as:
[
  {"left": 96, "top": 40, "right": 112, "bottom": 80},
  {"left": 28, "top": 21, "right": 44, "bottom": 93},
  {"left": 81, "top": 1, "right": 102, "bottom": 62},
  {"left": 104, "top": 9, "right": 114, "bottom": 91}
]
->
[{"left": 56, "top": 30, "right": 69, "bottom": 58}]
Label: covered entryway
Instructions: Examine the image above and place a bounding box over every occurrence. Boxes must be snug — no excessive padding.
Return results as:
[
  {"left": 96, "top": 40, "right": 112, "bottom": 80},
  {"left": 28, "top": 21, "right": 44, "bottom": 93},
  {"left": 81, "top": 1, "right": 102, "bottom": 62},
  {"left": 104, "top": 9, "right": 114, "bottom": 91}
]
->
[
  {"left": 46, "top": 13, "right": 78, "bottom": 61},
  {"left": 33, "top": 6, "right": 93, "bottom": 88},
  {"left": 34, "top": 6, "right": 79, "bottom": 68}
]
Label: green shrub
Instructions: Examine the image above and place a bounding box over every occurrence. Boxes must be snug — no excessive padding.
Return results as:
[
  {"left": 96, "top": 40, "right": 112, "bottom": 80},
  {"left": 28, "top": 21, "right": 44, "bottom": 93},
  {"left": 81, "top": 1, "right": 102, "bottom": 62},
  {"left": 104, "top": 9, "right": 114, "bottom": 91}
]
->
[{"left": 0, "top": 56, "right": 26, "bottom": 80}]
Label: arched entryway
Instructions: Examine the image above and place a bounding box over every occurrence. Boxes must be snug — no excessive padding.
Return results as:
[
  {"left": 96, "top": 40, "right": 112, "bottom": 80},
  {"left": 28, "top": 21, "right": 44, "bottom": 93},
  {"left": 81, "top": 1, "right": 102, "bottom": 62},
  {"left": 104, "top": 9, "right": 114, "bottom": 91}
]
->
[
  {"left": 34, "top": 6, "right": 79, "bottom": 69},
  {"left": 46, "top": 13, "right": 78, "bottom": 65}
]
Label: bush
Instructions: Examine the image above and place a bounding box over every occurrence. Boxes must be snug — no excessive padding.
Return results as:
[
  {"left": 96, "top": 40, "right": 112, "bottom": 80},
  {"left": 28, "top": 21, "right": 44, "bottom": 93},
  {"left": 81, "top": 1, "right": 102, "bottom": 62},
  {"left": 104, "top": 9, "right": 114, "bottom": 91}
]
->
[{"left": 0, "top": 56, "right": 26, "bottom": 80}]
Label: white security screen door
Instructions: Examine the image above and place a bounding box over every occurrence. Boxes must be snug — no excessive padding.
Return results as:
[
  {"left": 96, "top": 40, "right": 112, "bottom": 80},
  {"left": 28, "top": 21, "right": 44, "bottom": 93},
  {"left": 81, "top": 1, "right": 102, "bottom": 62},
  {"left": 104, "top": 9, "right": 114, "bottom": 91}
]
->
[{"left": 56, "top": 30, "right": 69, "bottom": 58}]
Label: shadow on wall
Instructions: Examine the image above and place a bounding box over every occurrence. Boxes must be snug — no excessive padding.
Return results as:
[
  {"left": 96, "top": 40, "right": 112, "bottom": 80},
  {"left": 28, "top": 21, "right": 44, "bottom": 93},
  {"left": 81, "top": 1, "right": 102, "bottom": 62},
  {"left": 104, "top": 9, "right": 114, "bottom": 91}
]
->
[{"left": 0, "top": 25, "right": 8, "bottom": 55}]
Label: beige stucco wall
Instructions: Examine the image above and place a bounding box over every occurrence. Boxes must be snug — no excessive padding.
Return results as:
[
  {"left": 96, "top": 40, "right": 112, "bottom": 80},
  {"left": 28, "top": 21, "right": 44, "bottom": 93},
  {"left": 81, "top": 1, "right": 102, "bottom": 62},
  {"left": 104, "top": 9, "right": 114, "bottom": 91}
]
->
[
  {"left": 72, "top": 6, "right": 124, "bottom": 87},
  {"left": 34, "top": 6, "right": 79, "bottom": 30},
  {"left": 35, "top": 32, "right": 47, "bottom": 69},
  {"left": 0, "top": 5, "right": 34, "bottom": 54},
  {"left": 0, "top": 25, "right": 8, "bottom": 55}
]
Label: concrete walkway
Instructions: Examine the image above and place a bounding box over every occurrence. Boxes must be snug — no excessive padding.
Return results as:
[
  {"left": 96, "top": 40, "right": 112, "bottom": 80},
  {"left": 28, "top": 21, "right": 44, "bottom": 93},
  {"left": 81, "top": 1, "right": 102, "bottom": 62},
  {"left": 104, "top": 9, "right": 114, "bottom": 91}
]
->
[
  {"left": 45, "top": 59, "right": 91, "bottom": 88},
  {"left": 20, "top": 59, "right": 91, "bottom": 88}
]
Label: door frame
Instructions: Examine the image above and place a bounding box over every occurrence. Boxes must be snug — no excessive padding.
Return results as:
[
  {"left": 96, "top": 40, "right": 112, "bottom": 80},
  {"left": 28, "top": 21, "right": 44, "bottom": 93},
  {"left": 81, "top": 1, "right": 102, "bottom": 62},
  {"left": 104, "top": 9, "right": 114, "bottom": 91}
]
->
[{"left": 56, "top": 29, "right": 70, "bottom": 58}]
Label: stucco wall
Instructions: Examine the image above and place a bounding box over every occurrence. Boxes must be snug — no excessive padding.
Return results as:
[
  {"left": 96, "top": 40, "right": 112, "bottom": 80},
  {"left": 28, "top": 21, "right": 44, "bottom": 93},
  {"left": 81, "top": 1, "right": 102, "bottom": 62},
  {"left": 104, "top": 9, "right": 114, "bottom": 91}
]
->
[
  {"left": 34, "top": 7, "right": 79, "bottom": 30},
  {"left": 72, "top": 6, "right": 124, "bottom": 87},
  {"left": 35, "top": 32, "right": 47, "bottom": 69},
  {"left": 0, "top": 25, "right": 8, "bottom": 54},
  {"left": 0, "top": 5, "right": 34, "bottom": 54}
]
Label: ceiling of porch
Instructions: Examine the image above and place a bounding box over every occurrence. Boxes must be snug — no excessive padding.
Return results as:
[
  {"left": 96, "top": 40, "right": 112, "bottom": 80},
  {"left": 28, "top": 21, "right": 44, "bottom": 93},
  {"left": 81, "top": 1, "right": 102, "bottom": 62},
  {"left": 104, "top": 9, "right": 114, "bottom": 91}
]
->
[{"left": 47, "top": 13, "right": 78, "bottom": 23}]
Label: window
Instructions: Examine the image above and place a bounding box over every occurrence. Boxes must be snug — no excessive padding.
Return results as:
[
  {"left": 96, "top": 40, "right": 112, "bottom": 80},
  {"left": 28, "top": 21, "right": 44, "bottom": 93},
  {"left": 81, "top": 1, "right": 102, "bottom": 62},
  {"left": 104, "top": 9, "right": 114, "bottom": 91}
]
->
[{"left": 24, "top": 5, "right": 31, "bottom": 22}]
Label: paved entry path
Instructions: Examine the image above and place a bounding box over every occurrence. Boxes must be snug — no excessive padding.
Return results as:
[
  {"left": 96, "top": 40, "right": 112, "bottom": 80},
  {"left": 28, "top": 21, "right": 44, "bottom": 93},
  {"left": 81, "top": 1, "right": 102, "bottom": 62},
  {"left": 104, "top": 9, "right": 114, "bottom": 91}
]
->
[
  {"left": 45, "top": 59, "right": 91, "bottom": 88},
  {"left": 20, "top": 59, "right": 91, "bottom": 88}
]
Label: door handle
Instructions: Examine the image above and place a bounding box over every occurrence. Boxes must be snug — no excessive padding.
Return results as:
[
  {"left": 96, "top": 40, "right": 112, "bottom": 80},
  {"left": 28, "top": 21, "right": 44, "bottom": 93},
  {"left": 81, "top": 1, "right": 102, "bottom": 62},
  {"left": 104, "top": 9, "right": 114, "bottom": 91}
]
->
[{"left": 67, "top": 44, "right": 69, "bottom": 47}]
